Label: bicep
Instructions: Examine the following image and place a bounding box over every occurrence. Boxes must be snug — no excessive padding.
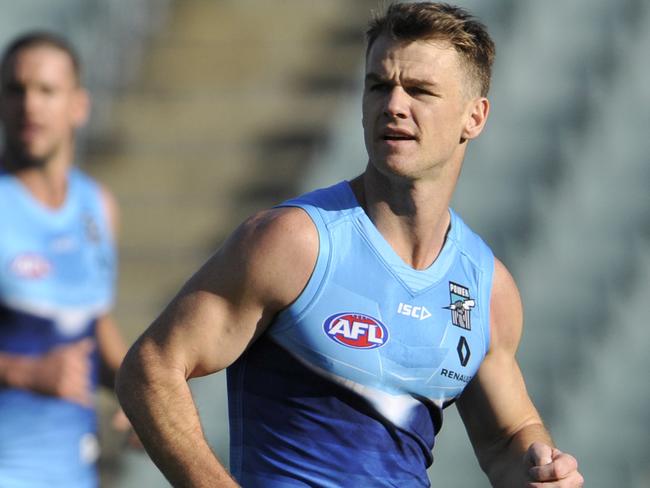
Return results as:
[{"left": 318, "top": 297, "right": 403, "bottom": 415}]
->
[
  {"left": 131, "top": 208, "right": 318, "bottom": 380},
  {"left": 142, "top": 274, "right": 266, "bottom": 380}
]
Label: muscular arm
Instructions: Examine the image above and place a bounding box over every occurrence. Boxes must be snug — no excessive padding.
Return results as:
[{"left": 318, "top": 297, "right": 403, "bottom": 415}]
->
[
  {"left": 457, "top": 259, "right": 583, "bottom": 487},
  {"left": 115, "top": 208, "right": 318, "bottom": 488}
]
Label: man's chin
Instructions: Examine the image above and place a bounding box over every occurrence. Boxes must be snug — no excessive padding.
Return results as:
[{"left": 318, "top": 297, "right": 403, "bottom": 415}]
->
[{"left": 373, "top": 157, "right": 420, "bottom": 178}]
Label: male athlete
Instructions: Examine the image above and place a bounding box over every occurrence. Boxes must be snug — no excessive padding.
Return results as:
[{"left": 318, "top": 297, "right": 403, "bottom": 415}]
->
[
  {"left": 117, "top": 3, "right": 583, "bottom": 487},
  {"left": 0, "top": 32, "right": 130, "bottom": 487}
]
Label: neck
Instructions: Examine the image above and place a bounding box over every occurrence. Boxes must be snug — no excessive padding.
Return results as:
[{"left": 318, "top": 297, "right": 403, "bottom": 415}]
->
[
  {"left": 351, "top": 162, "right": 461, "bottom": 270},
  {"left": 2, "top": 151, "right": 73, "bottom": 209}
]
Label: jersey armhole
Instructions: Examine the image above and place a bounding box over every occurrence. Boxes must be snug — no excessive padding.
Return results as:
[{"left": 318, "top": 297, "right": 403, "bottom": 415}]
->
[
  {"left": 73, "top": 169, "right": 118, "bottom": 311},
  {"left": 271, "top": 204, "right": 331, "bottom": 332}
]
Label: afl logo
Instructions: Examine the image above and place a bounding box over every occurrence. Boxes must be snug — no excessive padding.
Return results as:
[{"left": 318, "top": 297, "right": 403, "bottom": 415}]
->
[
  {"left": 323, "top": 312, "right": 389, "bottom": 349},
  {"left": 10, "top": 253, "right": 51, "bottom": 279}
]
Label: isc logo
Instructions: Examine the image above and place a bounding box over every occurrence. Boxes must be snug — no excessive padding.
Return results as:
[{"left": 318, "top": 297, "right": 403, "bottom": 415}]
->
[
  {"left": 323, "top": 312, "right": 388, "bottom": 349},
  {"left": 397, "top": 302, "right": 432, "bottom": 321}
]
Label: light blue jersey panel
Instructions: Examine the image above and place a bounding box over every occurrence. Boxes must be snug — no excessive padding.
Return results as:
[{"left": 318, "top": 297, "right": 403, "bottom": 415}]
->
[
  {"left": 0, "top": 168, "right": 116, "bottom": 488},
  {"left": 228, "top": 181, "right": 494, "bottom": 487}
]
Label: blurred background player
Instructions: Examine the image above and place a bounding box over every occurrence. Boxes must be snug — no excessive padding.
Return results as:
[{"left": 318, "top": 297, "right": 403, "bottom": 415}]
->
[{"left": 0, "top": 32, "right": 130, "bottom": 487}]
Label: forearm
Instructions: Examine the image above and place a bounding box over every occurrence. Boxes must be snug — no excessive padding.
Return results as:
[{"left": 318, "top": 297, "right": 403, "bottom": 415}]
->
[
  {"left": 482, "top": 422, "right": 554, "bottom": 487},
  {"left": 0, "top": 352, "right": 33, "bottom": 389},
  {"left": 116, "top": 342, "right": 237, "bottom": 488},
  {"left": 96, "top": 314, "right": 127, "bottom": 389}
]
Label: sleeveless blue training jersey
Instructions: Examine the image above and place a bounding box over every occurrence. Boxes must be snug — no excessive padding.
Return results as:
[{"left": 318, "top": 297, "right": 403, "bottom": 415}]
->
[
  {"left": 227, "top": 181, "right": 494, "bottom": 487},
  {"left": 0, "top": 168, "right": 116, "bottom": 488}
]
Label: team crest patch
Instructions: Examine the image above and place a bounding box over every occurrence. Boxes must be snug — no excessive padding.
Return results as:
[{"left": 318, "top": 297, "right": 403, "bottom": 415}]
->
[
  {"left": 83, "top": 213, "right": 101, "bottom": 243},
  {"left": 444, "top": 282, "right": 475, "bottom": 330},
  {"left": 323, "top": 312, "right": 389, "bottom": 349}
]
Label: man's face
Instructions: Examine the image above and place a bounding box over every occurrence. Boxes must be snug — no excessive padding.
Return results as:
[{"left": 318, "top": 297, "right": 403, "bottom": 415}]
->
[
  {"left": 362, "top": 35, "right": 484, "bottom": 180},
  {"left": 0, "top": 45, "right": 87, "bottom": 167}
]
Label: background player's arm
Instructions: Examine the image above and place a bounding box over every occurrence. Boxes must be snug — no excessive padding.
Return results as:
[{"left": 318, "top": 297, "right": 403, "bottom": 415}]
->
[
  {"left": 96, "top": 314, "right": 127, "bottom": 388},
  {"left": 115, "top": 207, "right": 318, "bottom": 488},
  {"left": 0, "top": 340, "right": 94, "bottom": 406},
  {"left": 100, "top": 183, "right": 120, "bottom": 240},
  {"left": 0, "top": 316, "right": 137, "bottom": 416},
  {"left": 457, "top": 258, "right": 583, "bottom": 487},
  {"left": 96, "top": 184, "right": 129, "bottom": 388}
]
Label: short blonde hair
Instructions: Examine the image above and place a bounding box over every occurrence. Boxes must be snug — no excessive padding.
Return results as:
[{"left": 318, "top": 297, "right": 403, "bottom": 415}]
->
[{"left": 366, "top": 2, "right": 495, "bottom": 96}]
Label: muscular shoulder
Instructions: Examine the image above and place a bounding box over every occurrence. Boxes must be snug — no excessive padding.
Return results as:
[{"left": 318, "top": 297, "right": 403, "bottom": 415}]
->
[
  {"left": 238, "top": 206, "right": 317, "bottom": 245},
  {"left": 207, "top": 206, "right": 319, "bottom": 311},
  {"left": 489, "top": 258, "right": 524, "bottom": 354},
  {"left": 231, "top": 207, "right": 318, "bottom": 263}
]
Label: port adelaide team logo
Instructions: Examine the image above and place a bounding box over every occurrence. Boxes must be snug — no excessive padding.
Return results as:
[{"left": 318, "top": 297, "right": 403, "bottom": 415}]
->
[
  {"left": 445, "top": 282, "right": 475, "bottom": 330},
  {"left": 323, "top": 312, "right": 389, "bottom": 349}
]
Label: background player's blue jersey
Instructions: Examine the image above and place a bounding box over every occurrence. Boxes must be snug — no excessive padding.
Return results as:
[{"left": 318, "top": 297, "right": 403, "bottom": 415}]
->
[
  {"left": 227, "top": 181, "right": 494, "bottom": 487},
  {"left": 0, "top": 168, "right": 116, "bottom": 488}
]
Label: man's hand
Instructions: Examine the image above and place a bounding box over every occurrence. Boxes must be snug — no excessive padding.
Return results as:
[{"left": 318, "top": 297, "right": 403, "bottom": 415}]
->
[
  {"left": 526, "top": 442, "right": 584, "bottom": 487},
  {"left": 18, "top": 338, "right": 95, "bottom": 407}
]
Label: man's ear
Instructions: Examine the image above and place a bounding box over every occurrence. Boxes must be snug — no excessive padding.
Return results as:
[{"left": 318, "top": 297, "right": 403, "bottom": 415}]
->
[
  {"left": 461, "top": 97, "right": 490, "bottom": 141},
  {"left": 72, "top": 87, "right": 90, "bottom": 128}
]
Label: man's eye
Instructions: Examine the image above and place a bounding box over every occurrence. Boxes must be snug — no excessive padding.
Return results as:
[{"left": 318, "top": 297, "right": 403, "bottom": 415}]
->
[{"left": 410, "top": 87, "right": 433, "bottom": 96}]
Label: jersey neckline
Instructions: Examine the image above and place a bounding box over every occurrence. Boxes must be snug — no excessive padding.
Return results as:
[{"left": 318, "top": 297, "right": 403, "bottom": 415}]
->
[
  {"left": 341, "top": 180, "right": 460, "bottom": 295},
  {"left": 1, "top": 168, "right": 78, "bottom": 224}
]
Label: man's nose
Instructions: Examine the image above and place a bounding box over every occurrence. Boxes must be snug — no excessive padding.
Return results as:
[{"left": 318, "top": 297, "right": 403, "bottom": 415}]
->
[
  {"left": 22, "top": 89, "right": 41, "bottom": 115},
  {"left": 384, "top": 86, "right": 409, "bottom": 119}
]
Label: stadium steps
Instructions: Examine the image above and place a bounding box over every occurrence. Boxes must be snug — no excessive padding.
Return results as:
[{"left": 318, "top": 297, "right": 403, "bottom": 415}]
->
[
  {"left": 84, "top": 0, "right": 376, "bottom": 485},
  {"left": 87, "top": 0, "right": 374, "bottom": 343}
]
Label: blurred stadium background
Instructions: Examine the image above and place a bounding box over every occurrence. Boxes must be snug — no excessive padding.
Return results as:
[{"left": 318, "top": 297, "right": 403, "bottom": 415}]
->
[{"left": 2, "top": 0, "right": 649, "bottom": 486}]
